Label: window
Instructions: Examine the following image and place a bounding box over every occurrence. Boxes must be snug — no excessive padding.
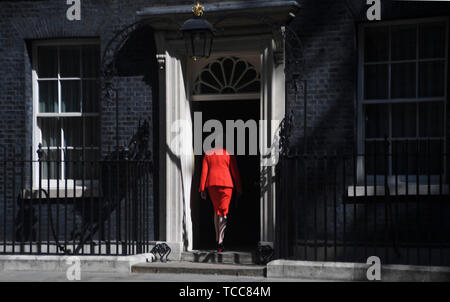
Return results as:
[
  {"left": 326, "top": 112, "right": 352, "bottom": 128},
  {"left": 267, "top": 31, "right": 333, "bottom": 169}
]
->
[
  {"left": 32, "top": 40, "right": 100, "bottom": 185},
  {"left": 190, "top": 55, "right": 261, "bottom": 101},
  {"left": 193, "top": 56, "right": 260, "bottom": 94},
  {"left": 358, "top": 19, "right": 447, "bottom": 182}
]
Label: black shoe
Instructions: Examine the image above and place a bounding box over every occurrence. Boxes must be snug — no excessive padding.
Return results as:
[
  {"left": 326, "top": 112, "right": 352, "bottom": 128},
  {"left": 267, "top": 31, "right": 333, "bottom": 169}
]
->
[{"left": 217, "top": 243, "right": 224, "bottom": 253}]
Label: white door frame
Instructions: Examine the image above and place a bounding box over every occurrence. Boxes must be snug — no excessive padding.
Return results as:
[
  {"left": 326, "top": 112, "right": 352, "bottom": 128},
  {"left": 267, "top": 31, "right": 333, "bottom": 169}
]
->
[{"left": 154, "top": 30, "right": 285, "bottom": 251}]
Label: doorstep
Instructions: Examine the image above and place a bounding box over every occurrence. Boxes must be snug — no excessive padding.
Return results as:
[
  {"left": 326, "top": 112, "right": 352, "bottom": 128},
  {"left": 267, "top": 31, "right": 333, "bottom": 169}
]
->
[
  {"left": 132, "top": 261, "right": 266, "bottom": 277},
  {"left": 181, "top": 250, "right": 257, "bottom": 265}
]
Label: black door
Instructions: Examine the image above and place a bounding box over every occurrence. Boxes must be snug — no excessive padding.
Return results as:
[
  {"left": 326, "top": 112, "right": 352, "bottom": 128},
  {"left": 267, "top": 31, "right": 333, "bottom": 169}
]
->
[{"left": 191, "top": 100, "right": 260, "bottom": 250}]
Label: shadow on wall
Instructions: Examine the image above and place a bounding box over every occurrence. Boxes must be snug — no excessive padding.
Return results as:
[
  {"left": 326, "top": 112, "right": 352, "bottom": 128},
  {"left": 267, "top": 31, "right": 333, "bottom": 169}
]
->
[
  {"left": 115, "top": 25, "right": 158, "bottom": 84},
  {"left": 165, "top": 142, "right": 192, "bottom": 251},
  {"left": 288, "top": 0, "right": 356, "bottom": 155},
  {"left": 110, "top": 24, "right": 160, "bottom": 240}
]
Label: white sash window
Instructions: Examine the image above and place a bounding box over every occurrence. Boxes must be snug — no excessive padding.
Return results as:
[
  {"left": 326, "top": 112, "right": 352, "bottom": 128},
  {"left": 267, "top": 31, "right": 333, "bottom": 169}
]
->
[
  {"left": 32, "top": 39, "right": 100, "bottom": 188},
  {"left": 358, "top": 18, "right": 448, "bottom": 186}
]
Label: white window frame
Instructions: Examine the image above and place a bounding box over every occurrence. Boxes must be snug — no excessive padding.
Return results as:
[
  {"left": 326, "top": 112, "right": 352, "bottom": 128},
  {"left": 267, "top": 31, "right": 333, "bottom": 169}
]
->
[
  {"left": 32, "top": 39, "right": 101, "bottom": 191},
  {"left": 355, "top": 17, "right": 449, "bottom": 195}
]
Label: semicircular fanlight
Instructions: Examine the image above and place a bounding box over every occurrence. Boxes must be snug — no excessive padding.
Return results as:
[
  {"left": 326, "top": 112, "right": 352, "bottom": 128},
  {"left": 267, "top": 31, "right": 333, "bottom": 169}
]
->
[{"left": 193, "top": 57, "right": 260, "bottom": 95}]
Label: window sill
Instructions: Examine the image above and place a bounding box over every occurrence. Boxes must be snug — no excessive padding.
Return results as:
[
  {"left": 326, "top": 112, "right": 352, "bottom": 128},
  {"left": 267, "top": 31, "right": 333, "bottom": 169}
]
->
[
  {"left": 22, "top": 185, "right": 101, "bottom": 199},
  {"left": 347, "top": 184, "right": 449, "bottom": 197}
]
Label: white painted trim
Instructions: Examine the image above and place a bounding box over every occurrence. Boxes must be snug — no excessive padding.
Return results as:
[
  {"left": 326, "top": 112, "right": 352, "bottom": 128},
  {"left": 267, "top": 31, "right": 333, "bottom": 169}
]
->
[
  {"left": 38, "top": 77, "right": 98, "bottom": 81},
  {"left": 36, "top": 113, "right": 99, "bottom": 118},
  {"left": 348, "top": 184, "right": 449, "bottom": 197},
  {"left": 31, "top": 180, "right": 100, "bottom": 197},
  {"left": 32, "top": 42, "right": 39, "bottom": 189},
  {"left": 191, "top": 93, "right": 260, "bottom": 102},
  {"left": 156, "top": 29, "right": 284, "bottom": 250}
]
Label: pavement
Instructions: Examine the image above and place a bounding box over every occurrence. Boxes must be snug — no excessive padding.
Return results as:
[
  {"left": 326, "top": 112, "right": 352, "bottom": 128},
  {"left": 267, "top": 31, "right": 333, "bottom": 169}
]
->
[
  {"left": 0, "top": 270, "right": 331, "bottom": 282},
  {"left": 1, "top": 252, "right": 448, "bottom": 282}
]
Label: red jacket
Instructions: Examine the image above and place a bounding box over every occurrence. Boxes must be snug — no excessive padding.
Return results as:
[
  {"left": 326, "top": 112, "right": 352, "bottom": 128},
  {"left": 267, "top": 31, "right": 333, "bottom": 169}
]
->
[{"left": 199, "top": 148, "right": 242, "bottom": 193}]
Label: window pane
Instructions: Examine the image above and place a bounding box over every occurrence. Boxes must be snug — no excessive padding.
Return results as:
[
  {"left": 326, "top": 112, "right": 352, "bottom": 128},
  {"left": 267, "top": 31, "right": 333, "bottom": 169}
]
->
[
  {"left": 392, "top": 140, "right": 418, "bottom": 175},
  {"left": 419, "top": 61, "right": 445, "bottom": 97},
  {"left": 392, "top": 140, "right": 444, "bottom": 176},
  {"left": 38, "top": 80, "right": 58, "bottom": 113},
  {"left": 364, "top": 64, "right": 388, "bottom": 99},
  {"left": 61, "top": 80, "right": 81, "bottom": 112},
  {"left": 65, "top": 149, "right": 83, "bottom": 179},
  {"left": 232, "top": 60, "right": 247, "bottom": 87},
  {"left": 391, "top": 63, "right": 416, "bottom": 98},
  {"left": 82, "top": 45, "right": 100, "bottom": 78},
  {"left": 392, "top": 103, "right": 416, "bottom": 138},
  {"left": 365, "top": 141, "right": 387, "bottom": 175},
  {"left": 62, "top": 117, "right": 99, "bottom": 148},
  {"left": 418, "top": 140, "right": 444, "bottom": 175},
  {"left": 365, "top": 104, "right": 389, "bottom": 139},
  {"left": 37, "top": 46, "right": 58, "bottom": 78},
  {"left": 38, "top": 117, "right": 61, "bottom": 147},
  {"left": 419, "top": 102, "right": 444, "bottom": 137},
  {"left": 419, "top": 22, "right": 446, "bottom": 59},
  {"left": 62, "top": 117, "right": 82, "bottom": 147},
  {"left": 391, "top": 25, "right": 416, "bottom": 61},
  {"left": 40, "top": 150, "right": 60, "bottom": 180},
  {"left": 200, "top": 70, "right": 221, "bottom": 93},
  {"left": 65, "top": 149, "right": 99, "bottom": 179},
  {"left": 85, "top": 117, "right": 100, "bottom": 147},
  {"left": 84, "top": 150, "right": 100, "bottom": 179},
  {"left": 364, "top": 27, "right": 389, "bottom": 62},
  {"left": 82, "top": 80, "right": 99, "bottom": 113},
  {"left": 60, "top": 46, "right": 80, "bottom": 77}
]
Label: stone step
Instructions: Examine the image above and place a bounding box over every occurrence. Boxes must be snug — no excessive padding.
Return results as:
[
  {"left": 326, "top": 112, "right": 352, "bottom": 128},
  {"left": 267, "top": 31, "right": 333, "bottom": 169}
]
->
[
  {"left": 181, "top": 250, "right": 257, "bottom": 265},
  {"left": 131, "top": 261, "right": 266, "bottom": 277}
]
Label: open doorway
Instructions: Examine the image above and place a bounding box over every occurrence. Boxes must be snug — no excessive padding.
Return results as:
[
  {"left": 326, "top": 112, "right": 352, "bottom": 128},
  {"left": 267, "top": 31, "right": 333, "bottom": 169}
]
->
[{"left": 191, "top": 100, "right": 260, "bottom": 251}]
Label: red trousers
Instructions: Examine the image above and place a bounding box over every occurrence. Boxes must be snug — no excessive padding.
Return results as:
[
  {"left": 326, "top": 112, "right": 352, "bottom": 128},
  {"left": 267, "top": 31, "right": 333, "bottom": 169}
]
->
[{"left": 207, "top": 186, "right": 233, "bottom": 217}]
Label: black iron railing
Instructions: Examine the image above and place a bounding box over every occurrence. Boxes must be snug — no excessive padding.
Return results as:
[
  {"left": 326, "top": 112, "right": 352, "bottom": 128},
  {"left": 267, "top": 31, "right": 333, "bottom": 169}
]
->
[
  {"left": 276, "top": 139, "right": 450, "bottom": 267},
  {"left": 0, "top": 145, "right": 153, "bottom": 256}
]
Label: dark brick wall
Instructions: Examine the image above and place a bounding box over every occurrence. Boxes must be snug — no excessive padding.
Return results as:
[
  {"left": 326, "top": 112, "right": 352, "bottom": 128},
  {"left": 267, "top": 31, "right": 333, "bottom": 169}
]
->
[
  {"left": 0, "top": 0, "right": 210, "bottom": 150},
  {"left": 279, "top": 0, "right": 450, "bottom": 265},
  {"left": 1, "top": 0, "right": 450, "bottom": 255},
  {"left": 0, "top": 0, "right": 252, "bottom": 248},
  {"left": 286, "top": 0, "right": 450, "bottom": 156},
  {"left": 0, "top": 0, "right": 170, "bottom": 244},
  {"left": 286, "top": 0, "right": 357, "bottom": 155}
]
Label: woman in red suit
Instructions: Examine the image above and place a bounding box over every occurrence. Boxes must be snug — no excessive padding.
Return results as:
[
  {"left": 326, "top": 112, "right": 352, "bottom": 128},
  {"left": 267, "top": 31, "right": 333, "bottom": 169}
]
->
[{"left": 199, "top": 147, "right": 242, "bottom": 252}]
